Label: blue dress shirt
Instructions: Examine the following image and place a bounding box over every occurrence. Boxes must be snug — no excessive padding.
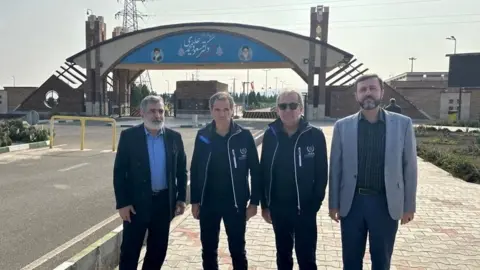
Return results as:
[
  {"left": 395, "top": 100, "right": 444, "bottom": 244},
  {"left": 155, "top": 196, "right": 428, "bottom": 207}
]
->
[{"left": 145, "top": 128, "right": 167, "bottom": 191}]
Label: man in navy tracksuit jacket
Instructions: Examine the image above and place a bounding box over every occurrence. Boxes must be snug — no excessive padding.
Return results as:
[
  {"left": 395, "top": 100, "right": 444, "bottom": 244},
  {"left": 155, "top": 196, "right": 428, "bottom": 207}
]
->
[
  {"left": 260, "top": 90, "right": 328, "bottom": 270},
  {"left": 190, "top": 92, "right": 261, "bottom": 270}
]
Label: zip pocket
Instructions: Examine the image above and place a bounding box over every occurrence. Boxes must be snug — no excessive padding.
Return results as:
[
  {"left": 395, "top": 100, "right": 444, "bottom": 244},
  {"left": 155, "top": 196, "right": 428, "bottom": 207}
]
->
[
  {"left": 298, "top": 147, "right": 302, "bottom": 167},
  {"left": 232, "top": 149, "right": 238, "bottom": 168}
]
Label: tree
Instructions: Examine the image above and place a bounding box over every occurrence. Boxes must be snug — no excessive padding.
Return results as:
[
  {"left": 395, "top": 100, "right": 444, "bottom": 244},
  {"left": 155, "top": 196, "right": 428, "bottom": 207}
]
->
[{"left": 130, "top": 84, "right": 155, "bottom": 107}]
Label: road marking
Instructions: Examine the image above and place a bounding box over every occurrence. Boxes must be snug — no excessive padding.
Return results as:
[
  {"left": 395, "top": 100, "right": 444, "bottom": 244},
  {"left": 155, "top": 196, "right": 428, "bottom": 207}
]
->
[
  {"left": 20, "top": 213, "right": 120, "bottom": 270},
  {"left": 58, "top": 163, "right": 89, "bottom": 172}
]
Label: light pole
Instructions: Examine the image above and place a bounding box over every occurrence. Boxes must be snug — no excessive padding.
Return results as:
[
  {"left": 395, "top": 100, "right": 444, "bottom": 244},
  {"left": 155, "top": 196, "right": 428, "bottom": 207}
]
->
[
  {"left": 263, "top": 69, "right": 270, "bottom": 95},
  {"left": 165, "top": 80, "right": 169, "bottom": 95},
  {"left": 446, "top": 36, "right": 457, "bottom": 54},
  {"left": 12, "top": 76, "right": 15, "bottom": 87},
  {"left": 408, "top": 57, "right": 417, "bottom": 72}
]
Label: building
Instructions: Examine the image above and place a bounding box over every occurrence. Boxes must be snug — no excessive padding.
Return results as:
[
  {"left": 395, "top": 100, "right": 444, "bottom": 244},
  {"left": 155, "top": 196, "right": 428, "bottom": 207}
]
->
[
  {"left": 174, "top": 80, "right": 228, "bottom": 119},
  {"left": 386, "top": 72, "right": 480, "bottom": 121},
  {"left": 2, "top": 87, "right": 37, "bottom": 112},
  {"left": 0, "top": 89, "right": 7, "bottom": 113}
]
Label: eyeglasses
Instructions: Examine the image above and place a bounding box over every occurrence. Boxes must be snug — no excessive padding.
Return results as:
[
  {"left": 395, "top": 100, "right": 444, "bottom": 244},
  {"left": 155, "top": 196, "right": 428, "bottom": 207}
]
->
[{"left": 278, "top": 103, "right": 300, "bottom": 110}]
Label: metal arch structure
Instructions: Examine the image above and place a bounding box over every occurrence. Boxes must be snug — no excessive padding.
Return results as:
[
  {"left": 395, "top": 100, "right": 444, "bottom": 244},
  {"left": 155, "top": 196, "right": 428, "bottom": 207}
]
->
[{"left": 67, "top": 22, "right": 354, "bottom": 117}]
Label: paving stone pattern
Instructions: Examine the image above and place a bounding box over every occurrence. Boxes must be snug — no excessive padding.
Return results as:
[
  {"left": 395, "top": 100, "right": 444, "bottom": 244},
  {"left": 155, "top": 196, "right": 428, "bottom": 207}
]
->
[{"left": 136, "top": 126, "right": 480, "bottom": 269}]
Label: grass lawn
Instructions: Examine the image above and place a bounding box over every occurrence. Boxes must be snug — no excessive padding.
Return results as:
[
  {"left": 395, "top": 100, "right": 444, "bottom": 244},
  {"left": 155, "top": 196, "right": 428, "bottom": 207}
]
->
[{"left": 415, "top": 126, "right": 480, "bottom": 184}]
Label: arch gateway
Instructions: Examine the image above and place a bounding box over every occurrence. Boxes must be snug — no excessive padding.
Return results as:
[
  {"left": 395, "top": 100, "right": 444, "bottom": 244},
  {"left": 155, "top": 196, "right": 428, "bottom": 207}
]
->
[{"left": 67, "top": 18, "right": 354, "bottom": 120}]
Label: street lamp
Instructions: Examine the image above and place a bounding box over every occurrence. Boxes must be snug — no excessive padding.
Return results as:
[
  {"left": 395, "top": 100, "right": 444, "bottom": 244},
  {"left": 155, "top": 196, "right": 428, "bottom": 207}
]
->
[{"left": 446, "top": 36, "right": 457, "bottom": 54}]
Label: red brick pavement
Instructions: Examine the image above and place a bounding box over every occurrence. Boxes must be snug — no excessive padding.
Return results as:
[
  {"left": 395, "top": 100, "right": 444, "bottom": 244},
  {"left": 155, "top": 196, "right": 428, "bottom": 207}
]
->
[{"left": 134, "top": 127, "right": 480, "bottom": 269}]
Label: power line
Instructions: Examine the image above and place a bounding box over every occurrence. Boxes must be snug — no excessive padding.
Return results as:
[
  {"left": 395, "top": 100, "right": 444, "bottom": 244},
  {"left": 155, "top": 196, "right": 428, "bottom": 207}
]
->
[
  {"left": 169, "top": 0, "right": 358, "bottom": 13},
  {"left": 158, "top": 0, "right": 440, "bottom": 17}
]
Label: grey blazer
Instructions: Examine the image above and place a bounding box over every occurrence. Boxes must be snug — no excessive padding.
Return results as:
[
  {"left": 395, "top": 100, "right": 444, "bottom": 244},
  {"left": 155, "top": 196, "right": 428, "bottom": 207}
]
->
[{"left": 328, "top": 110, "right": 418, "bottom": 220}]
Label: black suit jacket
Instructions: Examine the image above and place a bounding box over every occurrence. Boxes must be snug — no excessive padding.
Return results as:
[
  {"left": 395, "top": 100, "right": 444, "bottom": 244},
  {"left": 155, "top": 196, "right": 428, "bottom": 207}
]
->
[{"left": 113, "top": 124, "right": 188, "bottom": 222}]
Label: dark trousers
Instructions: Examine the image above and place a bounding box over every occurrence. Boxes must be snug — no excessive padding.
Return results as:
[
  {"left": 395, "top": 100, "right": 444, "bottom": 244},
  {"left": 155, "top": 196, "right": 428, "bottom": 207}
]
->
[
  {"left": 119, "top": 190, "right": 171, "bottom": 270},
  {"left": 199, "top": 206, "right": 247, "bottom": 270},
  {"left": 270, "top": 206, "right": 318, "bottom": 270},
  {"left": 340, "top": 193, "right": 398, "bottom": 270}
]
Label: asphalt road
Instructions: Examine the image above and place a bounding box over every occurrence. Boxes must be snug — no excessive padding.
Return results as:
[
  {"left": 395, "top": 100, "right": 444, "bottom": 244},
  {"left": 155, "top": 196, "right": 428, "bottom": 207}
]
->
[{"left": 0, "top": 121, "right": 266, "bottom": 270}]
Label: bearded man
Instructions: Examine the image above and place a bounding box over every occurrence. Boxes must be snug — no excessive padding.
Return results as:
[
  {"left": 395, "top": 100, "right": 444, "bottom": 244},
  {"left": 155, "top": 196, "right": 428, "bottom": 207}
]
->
[
  {"left": 114, "top": 95, "right": 188, "bottom": 270},
  {"left": 328, "top": 74, "right": 418, "bottom": 270}
]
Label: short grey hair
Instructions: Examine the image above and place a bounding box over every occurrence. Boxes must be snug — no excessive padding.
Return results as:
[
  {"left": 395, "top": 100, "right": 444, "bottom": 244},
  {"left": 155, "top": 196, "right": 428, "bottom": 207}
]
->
[
  {"left": 140, "top": 95, "right": 164, "bottom": 112},
  {"left": 276, "top": 90, "right": 304, "bottom": 108},
  {"left": 209, "top": 92, "right": 234, "bottom": 110}
]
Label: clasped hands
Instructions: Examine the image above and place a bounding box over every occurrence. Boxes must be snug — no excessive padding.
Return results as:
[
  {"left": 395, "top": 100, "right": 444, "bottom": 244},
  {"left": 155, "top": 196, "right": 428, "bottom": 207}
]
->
[
  {"left": 191, "top": 203, "right": 258, "bottom": 221},
  {"left": 118, "top": 201, "right": 187, "bottom": 223}
]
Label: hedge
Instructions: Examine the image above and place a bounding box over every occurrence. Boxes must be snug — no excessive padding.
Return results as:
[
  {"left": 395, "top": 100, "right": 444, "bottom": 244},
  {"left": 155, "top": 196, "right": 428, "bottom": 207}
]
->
[{"left": 0, "top": 120, "right": 50, "bottom": 147}]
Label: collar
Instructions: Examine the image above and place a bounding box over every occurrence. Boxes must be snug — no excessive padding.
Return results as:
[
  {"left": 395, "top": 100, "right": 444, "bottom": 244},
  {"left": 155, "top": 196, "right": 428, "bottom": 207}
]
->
[
  {"left": 209, "top": 119, "right": 239, "bottom": 135},
  {"left": 144, "top": 125, "right": 164, "bottom": 137},
  {"left": 359, "top": 108, "right": 385, "bottom": 122}
]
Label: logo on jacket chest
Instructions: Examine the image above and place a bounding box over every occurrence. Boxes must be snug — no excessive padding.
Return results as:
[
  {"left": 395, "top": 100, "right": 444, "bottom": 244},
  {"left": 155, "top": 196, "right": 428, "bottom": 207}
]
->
[
  {"left": 303, "top": 145, "right": 315, "bottom": 159},
  {"left": 238, "top": 148, "right": 247, "bottom": 160}
]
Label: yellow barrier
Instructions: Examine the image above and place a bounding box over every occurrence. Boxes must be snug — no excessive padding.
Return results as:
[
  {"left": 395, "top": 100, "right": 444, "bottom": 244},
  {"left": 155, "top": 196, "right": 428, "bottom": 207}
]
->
[{"left": 49, "top": 116, "right": 117, "bottom": 151}]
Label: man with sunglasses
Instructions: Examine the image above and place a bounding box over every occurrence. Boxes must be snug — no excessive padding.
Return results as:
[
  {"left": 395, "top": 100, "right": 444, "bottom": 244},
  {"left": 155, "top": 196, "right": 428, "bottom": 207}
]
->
[
  {"left": 114, "top": 95, "right": 188, "bottom": 270},
  {"left": 259, "top": 90, "right": 328, "bottom": 270}
]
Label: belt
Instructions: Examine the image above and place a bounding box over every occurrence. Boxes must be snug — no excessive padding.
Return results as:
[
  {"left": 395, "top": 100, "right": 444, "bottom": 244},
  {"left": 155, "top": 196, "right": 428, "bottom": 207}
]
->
[
  {"left": 152, "top": 189, "right": 168, "bottom": 196},
  {"left": 356, "top": 188, "right": 383, "bottom": 195}
]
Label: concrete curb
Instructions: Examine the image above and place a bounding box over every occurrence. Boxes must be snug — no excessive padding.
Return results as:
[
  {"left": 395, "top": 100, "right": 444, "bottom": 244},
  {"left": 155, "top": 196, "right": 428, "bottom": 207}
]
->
[
  {"left": 0, "top": 140, "right": 50, "bottom": 154},
  {"left": 38, "top": 120, "right": 81, "bottom": 124},
  {"left": 53, "top": 129, "right": 266, "bottom": 270}
]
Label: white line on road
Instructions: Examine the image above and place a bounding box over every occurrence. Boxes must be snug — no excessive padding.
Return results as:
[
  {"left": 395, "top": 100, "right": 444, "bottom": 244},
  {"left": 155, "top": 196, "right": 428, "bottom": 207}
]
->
[
  {"left": 58, "top": 163, "right": 89, "bottom": 172},
  {"left": 20, "top": 213, "right": 120, "bottom": 270}
]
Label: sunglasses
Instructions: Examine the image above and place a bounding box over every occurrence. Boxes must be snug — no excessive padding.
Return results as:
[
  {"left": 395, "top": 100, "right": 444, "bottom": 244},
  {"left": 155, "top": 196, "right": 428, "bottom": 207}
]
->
[{"left": 278, "top": 103, "right": 300, "bottom": 110}]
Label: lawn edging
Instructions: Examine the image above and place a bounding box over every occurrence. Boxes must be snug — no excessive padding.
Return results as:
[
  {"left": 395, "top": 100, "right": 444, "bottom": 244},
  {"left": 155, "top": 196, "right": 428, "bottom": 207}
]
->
[{"left": 0, "top": 140, "right": 50, "bottom": 154}]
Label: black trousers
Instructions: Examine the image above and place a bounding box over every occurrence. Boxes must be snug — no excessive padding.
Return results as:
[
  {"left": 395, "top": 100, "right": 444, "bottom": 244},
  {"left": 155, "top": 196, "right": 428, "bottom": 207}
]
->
[
  {"left": 199, "top": 205, "right": 247, "bottom": 270},
  {"left": 270, "top": 206, "right": 318, "bottom": 270},
  {"left": 119, "top": 190, "right": 171, "bottom": 270},
  {"left": 340, "top": 193, "right": 398, "bottom": 270}
]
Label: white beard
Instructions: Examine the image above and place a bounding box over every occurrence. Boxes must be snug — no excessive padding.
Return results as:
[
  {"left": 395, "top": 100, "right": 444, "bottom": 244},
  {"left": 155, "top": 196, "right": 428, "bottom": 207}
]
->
[{"left": 144, "top": 120, "right": 163, "bottom": 130}]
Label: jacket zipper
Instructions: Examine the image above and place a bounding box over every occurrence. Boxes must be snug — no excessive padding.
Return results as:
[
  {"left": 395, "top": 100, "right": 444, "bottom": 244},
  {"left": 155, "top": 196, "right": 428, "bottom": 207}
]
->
[
  {"left": 293, "top": 127, "right": 312, "bottom": 214},
  {"left": 268, "top": 141, "right": 279, "bottom": 207},
  {"left": 227, "top": 130, "right": 242, "bottom": 211},
  {"left": 298, "top": 147, "right": 302, "bottom": 167},
  {"left": 231, "top": 149, "right": 237, "bottom": 168},
  {"left": 200, "top": 152, "right": 211, "bottom": 206}
]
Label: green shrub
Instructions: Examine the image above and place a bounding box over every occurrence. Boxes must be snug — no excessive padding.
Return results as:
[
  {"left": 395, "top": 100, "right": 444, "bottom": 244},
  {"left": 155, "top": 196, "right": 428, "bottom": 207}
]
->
[
  {"left": 0, "top": 120, "right": 51, "bottom": 145},
  {"left": 417, "top": 144, "right": 480, "bottom": 184}
]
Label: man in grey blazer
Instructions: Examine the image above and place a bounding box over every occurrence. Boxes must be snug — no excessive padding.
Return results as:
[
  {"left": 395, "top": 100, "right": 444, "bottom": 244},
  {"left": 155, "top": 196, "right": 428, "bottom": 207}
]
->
[{"left": 328, "top": 74, "right": 418, "bottom": 269}]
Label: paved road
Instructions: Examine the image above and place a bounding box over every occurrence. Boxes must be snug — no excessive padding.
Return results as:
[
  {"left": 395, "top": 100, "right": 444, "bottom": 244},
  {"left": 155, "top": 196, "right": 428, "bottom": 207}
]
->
[
  {"left": 1, "top": 121, "right": 266, "bottom": 270},
  {"left": 134, "top": 126, "right": 480, "bottom": 270}
]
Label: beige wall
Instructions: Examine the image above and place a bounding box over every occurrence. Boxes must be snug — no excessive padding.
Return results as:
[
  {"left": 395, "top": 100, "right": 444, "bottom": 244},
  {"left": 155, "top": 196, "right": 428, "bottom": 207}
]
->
[
  {"left": 440, "top": 92, "right": 470, "bottom": 120},
  {"left": 0, "top": 90, "right": 7, "bottom": 113},
  {"left": 389, "top": 81, "right": 480, "bottom": 121},
  {"left": 70, "top": 25, "right": 350, "bottom": 79}
]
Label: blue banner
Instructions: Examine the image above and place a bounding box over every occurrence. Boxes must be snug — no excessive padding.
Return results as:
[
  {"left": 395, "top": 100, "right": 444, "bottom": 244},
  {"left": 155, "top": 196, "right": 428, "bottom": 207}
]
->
[{"left": 120, "top": 31, "right": 286, "bottom": 64}]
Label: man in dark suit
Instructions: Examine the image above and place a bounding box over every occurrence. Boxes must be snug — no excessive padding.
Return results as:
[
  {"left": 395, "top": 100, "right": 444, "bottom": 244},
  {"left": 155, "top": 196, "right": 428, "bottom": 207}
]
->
[
  {"left": 384, "top": 98, "right": 402, "bottom": 114},
  {"left": 114, "top": 95, "right": 188, "bottom": 270}
]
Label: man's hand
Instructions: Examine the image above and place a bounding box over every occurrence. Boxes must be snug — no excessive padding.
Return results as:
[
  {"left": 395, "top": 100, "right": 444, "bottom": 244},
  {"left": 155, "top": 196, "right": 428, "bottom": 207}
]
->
[
  {"left": 118, "top": 205, "right": 136, "bottom": 223},
  {"left": 329, "top": 209, "right": 340, "bottom": 223},
  {"left": 246, "top": 204, "right": 258, "bottom": 221},
  {"left": 401, "top": 212, "right": 414, "bottom": 225},
  {"left": 175, "top": 201, "right": 186, "bottom": 216},
  {"left": 191, "top": 203, "right": 200, "bottom": 220},
  {"left": 261, "top": 208, "right": 272, "bottom": 224}
]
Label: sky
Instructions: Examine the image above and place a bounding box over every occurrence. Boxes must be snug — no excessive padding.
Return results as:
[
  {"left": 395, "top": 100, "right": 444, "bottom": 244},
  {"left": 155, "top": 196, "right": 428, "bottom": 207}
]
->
[{"left": 0, "top": 0, "right": 479, "bottom": 94}]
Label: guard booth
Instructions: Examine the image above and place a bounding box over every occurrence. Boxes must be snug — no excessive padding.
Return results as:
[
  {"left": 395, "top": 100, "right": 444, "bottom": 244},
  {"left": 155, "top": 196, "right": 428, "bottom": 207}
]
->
[{"left": 448, "top": 110, "right": 458, "bottom": 123}]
